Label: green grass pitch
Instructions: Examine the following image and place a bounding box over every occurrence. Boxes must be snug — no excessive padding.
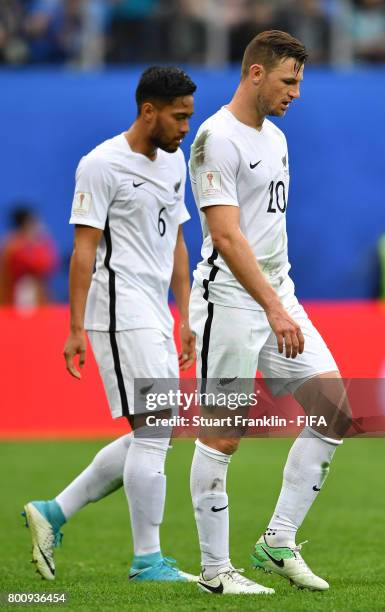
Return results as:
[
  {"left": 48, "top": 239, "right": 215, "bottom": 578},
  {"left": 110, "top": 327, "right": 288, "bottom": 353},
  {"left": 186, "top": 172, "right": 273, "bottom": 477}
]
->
[{"left": 1, "top": 438, "right": 385, "bottom": 611}]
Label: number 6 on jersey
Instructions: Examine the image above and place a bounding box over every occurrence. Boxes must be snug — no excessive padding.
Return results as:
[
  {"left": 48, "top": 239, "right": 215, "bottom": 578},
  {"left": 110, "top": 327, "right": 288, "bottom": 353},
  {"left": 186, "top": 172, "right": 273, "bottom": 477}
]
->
[{"left": 158, "top": 207, "right": 166, "bottom": 236}]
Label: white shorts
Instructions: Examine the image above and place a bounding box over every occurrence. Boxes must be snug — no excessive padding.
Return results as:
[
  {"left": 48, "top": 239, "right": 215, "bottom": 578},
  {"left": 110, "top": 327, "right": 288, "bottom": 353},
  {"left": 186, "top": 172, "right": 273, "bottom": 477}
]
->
[
  {"left": 189, "top": 284, "right": 338, "bottom": 396},
  {"left": 88, "top": 329, "right": 179, "bottom": 418}
]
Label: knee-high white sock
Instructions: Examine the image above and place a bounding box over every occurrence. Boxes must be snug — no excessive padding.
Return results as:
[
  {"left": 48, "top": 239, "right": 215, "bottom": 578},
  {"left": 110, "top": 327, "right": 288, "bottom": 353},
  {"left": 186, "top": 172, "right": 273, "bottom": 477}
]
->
[
  {"left": 56, "top": 433, "right": 132, "bottom": 519},
  {"left": 190, "top": 440, "right": 232, "bottom": 579},
  {"left": 265, "top": 427, "right": 341, "bottom": 547},
  {"left": 123, "top": 436, "right": 169, "bottom": 557}
]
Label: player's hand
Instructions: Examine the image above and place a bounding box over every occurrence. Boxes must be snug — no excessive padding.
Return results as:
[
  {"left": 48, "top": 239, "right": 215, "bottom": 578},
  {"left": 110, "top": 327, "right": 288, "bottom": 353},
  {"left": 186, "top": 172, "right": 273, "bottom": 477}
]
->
[
  {"left": 63, "top": 330, "right": 87, "bottom": 379},
  {"left": 266, "top": 305, "right": 304, "bottom": 359},
  {"left": 178, "top": 321, "right": 196, "bottom": 371}
]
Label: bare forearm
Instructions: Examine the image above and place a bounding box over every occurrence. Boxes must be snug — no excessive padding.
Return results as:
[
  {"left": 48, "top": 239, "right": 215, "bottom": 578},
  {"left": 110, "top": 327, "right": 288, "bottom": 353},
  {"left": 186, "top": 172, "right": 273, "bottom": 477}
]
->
[
  {"left": 214, "top": 230, "right": 280, "bottom": 312},
  {"left": 171, "top": 240, "right": 190, "bottom": 321},
  {"left": 69, "top": 248, "right": 95, "bottom": 332}
]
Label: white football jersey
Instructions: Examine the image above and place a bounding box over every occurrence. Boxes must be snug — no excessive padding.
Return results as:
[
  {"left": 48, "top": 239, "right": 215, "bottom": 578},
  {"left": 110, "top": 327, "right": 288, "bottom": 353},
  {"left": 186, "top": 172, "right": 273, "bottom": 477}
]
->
[
  {"left": 69, "top": 133, "right": 190, "bottom": 335},
  {"left": 189, "top": 106, "right": 294, "bottom": 310}
]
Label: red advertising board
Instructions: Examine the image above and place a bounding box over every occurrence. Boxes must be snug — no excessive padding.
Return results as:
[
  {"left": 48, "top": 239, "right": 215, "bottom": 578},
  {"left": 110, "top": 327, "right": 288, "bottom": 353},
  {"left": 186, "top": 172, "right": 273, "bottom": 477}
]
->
[{"left": 1, "top": 302, "right": 385, "bottom": 438}]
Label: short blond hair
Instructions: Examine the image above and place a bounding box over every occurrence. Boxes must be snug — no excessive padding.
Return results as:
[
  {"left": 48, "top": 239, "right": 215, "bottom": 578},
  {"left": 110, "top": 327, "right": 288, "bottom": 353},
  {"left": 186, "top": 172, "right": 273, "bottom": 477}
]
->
[{"left": 241, "top": 30, "right": 308, "bottom": 77}]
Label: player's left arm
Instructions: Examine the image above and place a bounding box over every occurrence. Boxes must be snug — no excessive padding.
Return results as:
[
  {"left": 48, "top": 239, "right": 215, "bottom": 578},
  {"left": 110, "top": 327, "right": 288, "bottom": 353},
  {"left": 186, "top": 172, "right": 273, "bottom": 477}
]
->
[{"left": 171, "top": 225, "right": 195, "bottom": 370}]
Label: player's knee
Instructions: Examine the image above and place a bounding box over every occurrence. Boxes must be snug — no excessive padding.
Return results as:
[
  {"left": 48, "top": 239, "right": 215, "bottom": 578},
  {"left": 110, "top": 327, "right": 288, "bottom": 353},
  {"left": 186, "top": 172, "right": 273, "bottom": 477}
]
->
[{"left": 297, "top": 374, "right": 353, "bottom": 439}]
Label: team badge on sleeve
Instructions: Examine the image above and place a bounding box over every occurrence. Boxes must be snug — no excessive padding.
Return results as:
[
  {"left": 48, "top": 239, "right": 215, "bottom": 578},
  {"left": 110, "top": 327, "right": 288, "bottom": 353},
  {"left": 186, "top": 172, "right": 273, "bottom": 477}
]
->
[
  {"left": 72, "top": 191, "right": 92, "bottom": 215},
  {"left": 200, "top": 171, "right": 221, "bottom": 195}
]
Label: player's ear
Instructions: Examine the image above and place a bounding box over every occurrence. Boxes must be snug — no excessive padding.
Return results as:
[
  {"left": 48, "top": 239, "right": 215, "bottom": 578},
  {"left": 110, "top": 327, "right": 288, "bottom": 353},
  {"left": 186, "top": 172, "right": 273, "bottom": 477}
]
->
[
  {"left": 141, "top": 102, "right": 156, "bottom": 123},
  {"left": 249, "top": 63, "right": 264, "bottom": 85}
]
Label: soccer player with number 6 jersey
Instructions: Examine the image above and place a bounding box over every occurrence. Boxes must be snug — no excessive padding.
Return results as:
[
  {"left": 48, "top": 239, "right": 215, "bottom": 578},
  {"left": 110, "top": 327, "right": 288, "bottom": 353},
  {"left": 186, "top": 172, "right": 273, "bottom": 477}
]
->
[{"left": 23, "top": 67, "right": 198, "bottom": 584}]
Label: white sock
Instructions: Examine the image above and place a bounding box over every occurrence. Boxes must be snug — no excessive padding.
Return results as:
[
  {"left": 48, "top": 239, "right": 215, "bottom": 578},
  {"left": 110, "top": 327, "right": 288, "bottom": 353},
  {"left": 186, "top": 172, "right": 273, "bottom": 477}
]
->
[
  {"left": 55, "top": 433, "right": 132, "bottom": 519},
  {"left": 123, "top": 436, "right": 169, "bottom": 556},
  {"left": 190, "top": 440, "right": 232, "bottom": 579},
  {"left": 265, "top": 427, "right": 341, "bottom": 547}
]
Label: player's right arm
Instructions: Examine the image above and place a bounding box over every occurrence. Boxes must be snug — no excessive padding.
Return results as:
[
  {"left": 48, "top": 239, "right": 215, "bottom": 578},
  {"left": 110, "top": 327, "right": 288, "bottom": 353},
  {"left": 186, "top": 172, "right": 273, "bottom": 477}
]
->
[
  {"left": 65, "top": 153, "right": 115, "bottom": 378},
  {"left": 64, "top": 226, "right": 102, "bottom": 378},
  {"left": 203, "top": 204, "right": 303, "bottom": 358}
]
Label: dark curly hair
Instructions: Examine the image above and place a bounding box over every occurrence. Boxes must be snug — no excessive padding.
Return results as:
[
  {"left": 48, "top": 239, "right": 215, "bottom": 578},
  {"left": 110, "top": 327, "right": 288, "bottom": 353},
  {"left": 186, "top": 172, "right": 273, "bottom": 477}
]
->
[{"left": 136, "top": 66, "right": 197, "bottom": 114}]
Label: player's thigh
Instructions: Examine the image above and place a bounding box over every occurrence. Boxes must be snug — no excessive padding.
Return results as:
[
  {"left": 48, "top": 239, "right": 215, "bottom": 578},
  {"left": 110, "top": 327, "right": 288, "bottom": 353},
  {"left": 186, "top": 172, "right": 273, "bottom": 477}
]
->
[
  {"left": 190, "top": 291, "right": 263, "bottom": 380},
  {"left": 258, "top": 298, "right": 339, "bottom": 396},
  {"left": 88, "top": 329, "right": 178, "bottom": 417},
  {"left": 189, "top": 291, "right": 271, "bottom": 447},
  {"left": 190, "top": 287, "right": 270, "bottom": 379}
]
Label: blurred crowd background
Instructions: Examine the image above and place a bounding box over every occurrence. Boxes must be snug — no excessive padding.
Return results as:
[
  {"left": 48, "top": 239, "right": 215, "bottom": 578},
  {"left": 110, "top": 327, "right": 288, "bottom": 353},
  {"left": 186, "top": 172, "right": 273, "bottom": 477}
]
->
[{"left": 1, "top": 0, "right": 385, "bottom": 67}]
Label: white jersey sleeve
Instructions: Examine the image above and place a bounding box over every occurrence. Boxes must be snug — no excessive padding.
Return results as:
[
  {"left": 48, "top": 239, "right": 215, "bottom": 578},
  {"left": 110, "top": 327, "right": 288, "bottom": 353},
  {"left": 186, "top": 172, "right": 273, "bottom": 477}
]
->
[
  {"left": 70, "top": 154, "right": 117, "bottom": 229},
  {"left": 190, "top": 130, "right": 240, "bottom": 209},
  {"left": 176, "top": 149, "right": 190, "bottom": 225}
]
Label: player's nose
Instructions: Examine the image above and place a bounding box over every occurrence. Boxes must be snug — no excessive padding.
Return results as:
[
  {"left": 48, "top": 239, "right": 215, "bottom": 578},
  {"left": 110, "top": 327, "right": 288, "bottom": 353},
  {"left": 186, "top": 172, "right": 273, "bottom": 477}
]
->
[
  {"left": 289, "top": 85, "right": 301, "bottom": 100},
  {"left": 180, "top": 119, "right": 190, "bottom": 135}
]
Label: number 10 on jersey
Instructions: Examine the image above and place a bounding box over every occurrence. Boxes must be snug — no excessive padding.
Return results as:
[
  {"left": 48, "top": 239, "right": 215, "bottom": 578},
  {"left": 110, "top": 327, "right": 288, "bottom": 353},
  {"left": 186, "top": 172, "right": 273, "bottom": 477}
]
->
[{"left": 267, "top": 180, "right": 287, "bottom": 213}]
